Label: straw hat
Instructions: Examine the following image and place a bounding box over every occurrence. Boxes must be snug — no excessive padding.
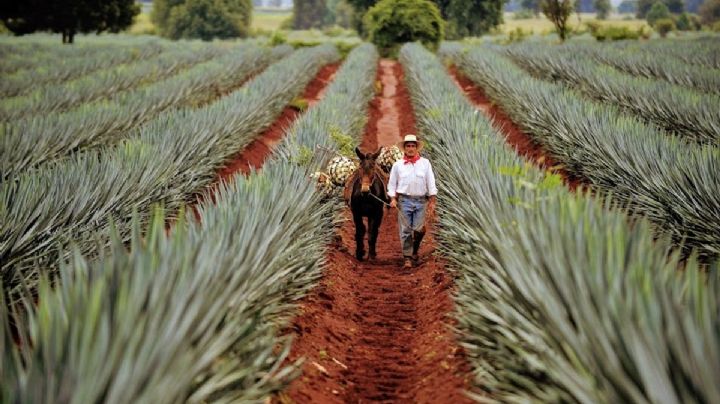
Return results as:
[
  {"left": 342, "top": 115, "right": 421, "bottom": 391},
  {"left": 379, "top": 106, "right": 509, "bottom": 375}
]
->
[{"left": 397, "top": 134, "right": 424, "bottom": 151}]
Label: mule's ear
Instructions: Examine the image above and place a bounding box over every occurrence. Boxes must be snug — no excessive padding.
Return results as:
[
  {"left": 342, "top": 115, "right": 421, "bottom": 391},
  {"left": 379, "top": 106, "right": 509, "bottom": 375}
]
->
[
  {"left": 370, "top": 148, "right": 382, "bottom": 160},
  {"left": 355, "top": 146, "right": 364, "bottom": 159}
]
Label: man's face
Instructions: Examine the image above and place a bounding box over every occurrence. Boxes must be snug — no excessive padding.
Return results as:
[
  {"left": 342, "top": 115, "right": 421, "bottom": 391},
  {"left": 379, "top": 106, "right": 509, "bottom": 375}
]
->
[{"left": 404, "top": 142, "right": 418, "bottom": 157}]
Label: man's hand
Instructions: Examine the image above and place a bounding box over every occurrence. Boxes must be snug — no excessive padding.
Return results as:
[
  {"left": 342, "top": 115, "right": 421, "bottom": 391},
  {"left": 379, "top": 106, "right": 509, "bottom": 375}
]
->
[
  {"left": 390, "top": 197, "right": 397, "bottom": 209},
  {"left": 427, "top": 196, "right": 437, "bottom": 218}
]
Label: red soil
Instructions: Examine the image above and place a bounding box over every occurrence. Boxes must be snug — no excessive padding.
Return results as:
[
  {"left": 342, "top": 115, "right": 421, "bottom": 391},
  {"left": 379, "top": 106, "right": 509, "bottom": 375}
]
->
[
  {"left": 171, "top": 63, "right": 339, "bottom": 229},
  {"left": 449, "top": 66, "right": 584, "bottom": 191},
  {"left": 277, "top": 60, "right": 473, "bottom": 403},
  {"left": 217, "top": 63, "right": 340, "bottom": 180}
]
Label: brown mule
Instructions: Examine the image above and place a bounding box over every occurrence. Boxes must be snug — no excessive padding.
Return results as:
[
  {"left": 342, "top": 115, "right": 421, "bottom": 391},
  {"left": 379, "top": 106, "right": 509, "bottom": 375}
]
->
[{"left": 346, "top": 147, "right": 389, "bottom": 261}]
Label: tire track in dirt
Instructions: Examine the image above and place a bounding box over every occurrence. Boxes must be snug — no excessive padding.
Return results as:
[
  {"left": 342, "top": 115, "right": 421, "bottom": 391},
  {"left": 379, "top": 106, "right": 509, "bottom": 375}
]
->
[
  {"left": 448, "top": 66, "right": 584, "bottom": 191},
  {"left": 277, "top": 60, "right": 473, "bottom": 403}
]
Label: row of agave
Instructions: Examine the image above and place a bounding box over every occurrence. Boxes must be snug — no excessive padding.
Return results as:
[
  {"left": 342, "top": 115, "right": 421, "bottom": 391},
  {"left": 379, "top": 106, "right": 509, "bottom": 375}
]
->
[
  {"left": 501, "top": 42, "right": 720, "bottom": 145},
  {"left": 442, "top": 43, "right": 720, "bottom": 261},
  {"left": 0, "top": 42, "right": 226, "bottom": 121},
  {"left": 560, "top": 42, "right": 720, "bottom": 96},
  {"left": 400, "top": 41, "right": 720, "bottom": 403},
  {"left": 0, "top": 41, "right": 379, "bottom": 403},
  {"left": 0, "top": 40, "right": 147, "bottom": 75},
  {"left": 1, "top": 44, "right": 291, "bottom": 181},
  {"left": 0, "top": 33, "right": 163, "bottom": 54},
  {"left": 277, "top": 43, "right": 378, "bottom": 162},
  {"left": 0, "top": 44, "right": 340, "bottom": 300},
  {"left": 0, "top": 37, "right": 168, "bottom": 98},
  {"left": 277, "top": 42, "right": 381, "bottom": 195},
  {"left": 613, "top": 37, "right": 720, "bottom": 70}
]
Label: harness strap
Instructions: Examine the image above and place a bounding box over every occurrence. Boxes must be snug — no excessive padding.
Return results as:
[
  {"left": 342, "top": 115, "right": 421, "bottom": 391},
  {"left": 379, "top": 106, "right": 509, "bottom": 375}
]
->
[{"left": 343, "top": 164, "right": 388, "bottom": 208}]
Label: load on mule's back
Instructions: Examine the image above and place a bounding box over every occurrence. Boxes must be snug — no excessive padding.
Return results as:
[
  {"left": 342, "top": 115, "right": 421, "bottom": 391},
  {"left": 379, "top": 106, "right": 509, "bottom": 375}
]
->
[{"left": 344, "top": 146, "right": 389, "bottom": 261}]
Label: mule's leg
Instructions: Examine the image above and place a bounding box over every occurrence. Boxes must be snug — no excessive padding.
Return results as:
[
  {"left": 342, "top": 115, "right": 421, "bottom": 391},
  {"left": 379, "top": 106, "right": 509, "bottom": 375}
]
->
[
  {"left": 367, "top": 209, "right": 382, "bottom": 260},
  {"left": 353, "top": 212, "right": 366, "bottom": 261}
]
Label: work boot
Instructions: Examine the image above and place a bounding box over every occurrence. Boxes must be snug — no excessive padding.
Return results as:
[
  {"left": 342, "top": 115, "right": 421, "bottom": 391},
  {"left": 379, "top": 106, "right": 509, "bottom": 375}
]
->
[{"left": 412, "top": 230, "right": 425, "bottom": 265}]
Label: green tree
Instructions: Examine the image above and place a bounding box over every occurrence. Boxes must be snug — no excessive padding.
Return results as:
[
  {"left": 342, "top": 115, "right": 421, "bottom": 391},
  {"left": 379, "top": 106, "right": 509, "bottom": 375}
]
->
[
  {"left": 325, "top": 0, "right": 355, "bottom": 27},
  {"left": 347, "top": 0, "right": 504, "bottom": 37},
  {"left": 646, "top": 1, "right": 670, "bottom": 25},
  {"left": 363, "top": 0, "right": 444, "bottom": 56},
  {"left": 675, "top": 11, "right": 700, "bottom": 29},
  {"left": 294, "top": 0, "right": 328, "bottom": 28},
  {"left": 153, "top": 0, "right": 251, "bottom": 40},
  {"left": 594, "top": 0, "right": 612, "bottom": 18},
  {"left": 636, "top": 0, "right": 682, "bottom": 17},
  {"left": 345, "top": 0, "right": 379, "bottom": 18},
  {"left": 0, "top": 0, "right": 139, "bottom": 43},
  {"left": 654, "top": 16, "right": 675, "bottom": 34},
  {"left": 541, "top": 0, "right": 574, "bottom": 40},
  {"left": 151, "top": 0, "right": 185, "bottom": 31},
  {"left": 699, "top": 0, "right": 720, "bottom": 24},
  {"left": 444, "top": 0, "right": 506, "bottom": 38}
]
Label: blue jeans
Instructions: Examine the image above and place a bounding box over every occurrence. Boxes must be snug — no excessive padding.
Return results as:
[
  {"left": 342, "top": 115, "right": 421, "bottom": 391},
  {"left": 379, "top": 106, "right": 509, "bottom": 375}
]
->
[{"left": 397, "top": 196, "right": 427, "bottom": 257}]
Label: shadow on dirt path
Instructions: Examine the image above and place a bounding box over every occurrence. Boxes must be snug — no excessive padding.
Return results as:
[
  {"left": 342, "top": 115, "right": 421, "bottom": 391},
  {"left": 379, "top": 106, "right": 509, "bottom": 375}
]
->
[{"left": 277, "top": 60, "right": 473, "bottom": 404}]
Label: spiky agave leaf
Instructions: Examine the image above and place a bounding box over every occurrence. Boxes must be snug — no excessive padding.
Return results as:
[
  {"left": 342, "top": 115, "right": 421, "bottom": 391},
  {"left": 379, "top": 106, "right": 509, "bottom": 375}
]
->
[
  {"left": 501, "top": 43, "right": 720, "bottom": 145},
  {"left": 1, "top": 44, "right": 290, "bottom": 181},
  {"left": 401, "top": 42, "right": 720, "bottom": 403},
  {"left": 2, "top": 160, "right": 334, "bottom": 403},
  {"left": 1, "top": 44, "right": 341, "bottom": 300},
  {"left": 275, "top": 43, "right": 379, "bottom": 173},
  {"left": 0, "top": 38, "right": 167, "bottom": 98},
  {"left": 1, "top": 41, "right": 381, "bottom": 401},
  {"left": 445, "top": 44, "right": 720, "bottom": 261},
  {"left": 612, "top": 39, "right": 720, "bottom": 70},
  {"left": 559, "top": 42, "right": 720, "bottom": 96},
  {"left": 0, "top": 43, "right": 226, "bottom": 122}
]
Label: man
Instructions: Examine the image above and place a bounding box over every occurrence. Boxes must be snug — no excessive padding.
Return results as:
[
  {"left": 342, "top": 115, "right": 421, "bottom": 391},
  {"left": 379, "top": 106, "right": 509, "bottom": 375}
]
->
[{"left": 387, "top": 134, "right": 437, "bottom": 268}]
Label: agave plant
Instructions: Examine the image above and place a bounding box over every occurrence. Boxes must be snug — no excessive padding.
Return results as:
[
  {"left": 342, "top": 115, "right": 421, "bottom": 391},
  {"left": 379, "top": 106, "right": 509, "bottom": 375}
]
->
[
  {"left": 275, "top": 42, "right": 379, "bottom": 171},
  {"left": 0, "top": 41, "right": 130, "bottom": 75},
  {"left": 0, "top": 44, "right": 291, "bottom": 181},
  {"left": 443, "top": 45, "right": 720, "bottom": 261},
  {"left": 1, "top": 161, "right": 334, "bottom": 403},
  {"left": 0, "top": 44, "right": 340, "bottom": 300},
  {"left": 0, "top": 39, "right": 166, "bottom": 98},
  {"left": 560, "top": 42, "right": 720, "bottom": 96},
  {"left": 502, "top": 43, "right": 720, "bottom": 145},
  {"left": 401, "top": 42, "right": 720, "bottom": 403},
  {"left": 2, "top": 42, "right": 380, "bottom": 404},
  {"left": 614, "top": 39, "right": 720, "bottom": 70},
  {"left": 0, "top": 43, "right": 226, "bottom": 122}
]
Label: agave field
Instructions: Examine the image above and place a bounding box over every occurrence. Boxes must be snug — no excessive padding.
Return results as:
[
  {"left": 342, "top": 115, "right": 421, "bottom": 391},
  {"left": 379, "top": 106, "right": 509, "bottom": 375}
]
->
[{"left": 1, "top": 33, "right": 719, "bottom": 403}]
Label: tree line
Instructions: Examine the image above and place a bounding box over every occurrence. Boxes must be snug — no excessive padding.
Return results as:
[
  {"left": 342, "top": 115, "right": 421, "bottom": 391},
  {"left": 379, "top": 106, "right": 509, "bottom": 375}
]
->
[
  {"left": 0, "top": 0, "right": 139, "bottom": 43},
  {"left": 1, "top": 0, "right": 719, "bottom": 43}
]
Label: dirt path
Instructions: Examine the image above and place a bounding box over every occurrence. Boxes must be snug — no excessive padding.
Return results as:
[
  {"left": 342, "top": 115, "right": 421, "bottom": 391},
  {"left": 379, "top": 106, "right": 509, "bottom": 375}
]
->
[
  {"left": 277, "top": 60, "right": 473, "bottom": 403},
  {"left": 448, "top": 66, "right": 583, "bottom": 191}
]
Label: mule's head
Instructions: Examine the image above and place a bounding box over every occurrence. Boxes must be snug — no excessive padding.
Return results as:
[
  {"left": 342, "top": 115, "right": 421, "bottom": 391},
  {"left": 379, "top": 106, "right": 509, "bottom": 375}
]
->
[{"left": 355, "top": 146, "right": 381, "bottom": 194}]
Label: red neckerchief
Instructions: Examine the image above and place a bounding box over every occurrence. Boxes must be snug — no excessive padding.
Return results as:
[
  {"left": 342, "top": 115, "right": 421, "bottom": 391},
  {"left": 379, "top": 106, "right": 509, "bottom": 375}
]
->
[{"left": 403, "top": 153, "right": 420, "bottom": 165}]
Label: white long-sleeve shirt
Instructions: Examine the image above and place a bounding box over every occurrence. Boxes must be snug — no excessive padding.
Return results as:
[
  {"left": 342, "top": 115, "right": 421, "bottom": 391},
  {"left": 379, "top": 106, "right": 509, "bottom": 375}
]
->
[{"left": 387, "top": 157, "right": 437, "bottom": 198}]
